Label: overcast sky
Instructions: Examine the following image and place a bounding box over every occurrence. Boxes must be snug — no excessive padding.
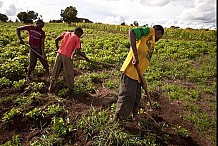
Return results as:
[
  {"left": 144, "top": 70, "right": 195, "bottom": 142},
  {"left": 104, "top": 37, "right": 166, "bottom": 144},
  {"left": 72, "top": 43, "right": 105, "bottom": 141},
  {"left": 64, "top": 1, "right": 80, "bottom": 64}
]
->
[{"left": 0, "top": 0, "right": 216, "bottom": 29}]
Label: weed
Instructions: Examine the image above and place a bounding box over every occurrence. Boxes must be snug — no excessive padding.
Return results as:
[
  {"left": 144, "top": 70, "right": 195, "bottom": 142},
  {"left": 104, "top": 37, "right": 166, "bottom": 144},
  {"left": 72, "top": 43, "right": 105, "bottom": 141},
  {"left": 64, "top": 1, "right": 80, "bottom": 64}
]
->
[
  {"left": 0, "top": 77, "right": 12, "bottom": 89},
  {"left": 172, "top": 124, "right": 191, "bottom": 138},
  {"left": 104, "top": 79, "right": 119, "bottom": 89},
  {"left": 44, "top": 104, "right": 64, "bottom": 116},
  {"left": 13, "top": 79, "right": 26, "bottom": 89},
  {"left": 58, "top": 88, "right": 70, "bottom": 97},
  {"left": 2, "top": 108, "right": 22, "bottom": 123},
  {"left": 25, "top": 82, "right": 45, "bottom": 92},
  {"left": 1, "top": 135, "right": 22, "bottom": 146},
  {"left": 77, "top": 107, "right": 159, "bottom": 145},
  {"left": 30, "top": 134, "right": 62, "bottom": 146},
  {"left": 51, "top": 117, "right": 73, "bottom": 137}
]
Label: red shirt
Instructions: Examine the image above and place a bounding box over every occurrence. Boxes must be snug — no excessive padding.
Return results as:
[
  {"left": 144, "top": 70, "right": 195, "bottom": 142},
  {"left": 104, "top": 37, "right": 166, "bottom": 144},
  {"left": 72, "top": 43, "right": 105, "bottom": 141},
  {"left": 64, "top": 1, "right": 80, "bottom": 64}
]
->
[
  {"left": 21, "top": 25, "right": 45, "bottom": 48},
  {"left": 58, "top": 32, "right": 81, "bottom": 58}
]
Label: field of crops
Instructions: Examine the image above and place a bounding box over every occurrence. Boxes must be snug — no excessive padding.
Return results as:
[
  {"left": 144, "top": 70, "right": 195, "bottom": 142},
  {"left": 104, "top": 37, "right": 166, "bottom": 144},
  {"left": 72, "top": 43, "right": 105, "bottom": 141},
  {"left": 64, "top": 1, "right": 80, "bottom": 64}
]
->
[{"left": 0, "top": 22, "right": 216, "bottom": 146}]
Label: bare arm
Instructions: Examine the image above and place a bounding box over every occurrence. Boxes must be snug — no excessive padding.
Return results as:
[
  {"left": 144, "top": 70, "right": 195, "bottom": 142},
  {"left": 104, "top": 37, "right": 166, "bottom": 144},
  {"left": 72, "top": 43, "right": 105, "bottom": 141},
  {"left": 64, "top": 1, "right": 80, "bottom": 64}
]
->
[
  {"left": 129, "top": 29, "right": 139, "bottom": 65},
  {"left": 76, "top": 49, "right": 90, "bottom": 62},
  {"left": 55, "top": 35, "right": 62, "bottom": 51},
  {"left": 16, "top": 27, "right": 25, "bottom": 44}
]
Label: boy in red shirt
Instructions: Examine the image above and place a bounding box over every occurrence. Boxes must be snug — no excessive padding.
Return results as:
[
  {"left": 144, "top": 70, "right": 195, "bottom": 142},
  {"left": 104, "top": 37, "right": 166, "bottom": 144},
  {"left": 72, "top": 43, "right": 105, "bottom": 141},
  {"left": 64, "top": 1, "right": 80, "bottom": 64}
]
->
[
  {"left": 48, "top": 27, "right": 90, "bottom": 93},
  {"left": 17, "top": 19, "right": 49, "bottom": 81}
]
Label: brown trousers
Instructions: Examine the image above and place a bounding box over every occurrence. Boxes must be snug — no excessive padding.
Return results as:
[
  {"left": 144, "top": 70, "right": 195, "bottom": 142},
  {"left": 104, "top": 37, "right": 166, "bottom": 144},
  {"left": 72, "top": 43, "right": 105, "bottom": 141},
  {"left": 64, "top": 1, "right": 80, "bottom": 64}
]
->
[{"left": 50, "top": 53, "right": 74, "bottom": 90}]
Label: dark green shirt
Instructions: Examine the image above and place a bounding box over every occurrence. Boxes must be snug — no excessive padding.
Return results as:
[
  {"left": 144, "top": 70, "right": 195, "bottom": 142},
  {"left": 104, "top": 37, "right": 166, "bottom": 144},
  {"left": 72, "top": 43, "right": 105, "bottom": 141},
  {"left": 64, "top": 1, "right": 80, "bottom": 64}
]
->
[{"left": 132, "top": 26, "right": 150, "bottom": 40}]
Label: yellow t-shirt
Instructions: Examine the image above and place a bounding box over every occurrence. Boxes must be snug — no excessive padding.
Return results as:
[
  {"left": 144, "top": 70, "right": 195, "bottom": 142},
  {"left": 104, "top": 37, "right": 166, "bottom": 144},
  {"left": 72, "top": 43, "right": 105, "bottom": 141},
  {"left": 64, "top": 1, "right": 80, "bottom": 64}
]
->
[{"left": 120, "top": 27, "right": 155, "bottom": 82}]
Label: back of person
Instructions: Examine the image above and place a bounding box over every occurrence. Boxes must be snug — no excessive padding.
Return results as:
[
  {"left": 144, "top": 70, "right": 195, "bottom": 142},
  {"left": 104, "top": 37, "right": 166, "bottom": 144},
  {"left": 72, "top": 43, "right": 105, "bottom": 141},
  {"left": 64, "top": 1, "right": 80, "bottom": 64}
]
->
[
  {"left": 121, "top": 26, "right": 155, "bottom": 82},
  {"left": 58, "top": 32, "right": 81, "bottom": 58},
  {"left": 48, "top": 27, "right": 90, "bottom": 93}
]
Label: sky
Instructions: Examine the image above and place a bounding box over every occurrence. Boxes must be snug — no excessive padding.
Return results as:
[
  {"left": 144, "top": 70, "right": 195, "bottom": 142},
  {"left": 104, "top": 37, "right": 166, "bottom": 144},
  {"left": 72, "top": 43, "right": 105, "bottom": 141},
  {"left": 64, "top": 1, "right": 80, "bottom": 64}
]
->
[{"left": 0, "top": 0, "right": 216, "bottom": 29}]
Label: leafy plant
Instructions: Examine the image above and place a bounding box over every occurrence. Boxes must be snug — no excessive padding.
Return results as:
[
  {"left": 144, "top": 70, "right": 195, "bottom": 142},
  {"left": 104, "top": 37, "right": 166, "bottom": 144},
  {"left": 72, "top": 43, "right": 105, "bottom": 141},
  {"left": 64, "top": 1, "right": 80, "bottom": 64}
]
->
[
  {"left": 74, "top": 75, "right": 95, "bottom": 94},
  {"left": 172, "top": 124, "right": 191, "bottom": 138},
  {"left": 2, "top": 108, "right": 22, "bottom": 123},
  {"left": 1, "top": 135, "right": 22, "bottom": 146},
  {"left": 104, "top": 79, "right": 118, "bottom": 89},
  {"left": 44, "top": 104, "right": 64, "bottom": 115},
  {"left": 25, "top": 82, "right": 45, "bottom": 92},
  {"left": 30, "top": 134, "right": 62, "bottom": 146},
  {"left": 58, "top": 88, "right": 70, "bottom": 97},
  {"left": 0, "top": 77, "right": 12, "bottom": 89},
  {"left": 13, "top": 79, "right": 26, "bottom": 89},
  {"left": 25, "top": 107, "right": 43, "bottom": 118},
  {"left": 51, "top": 117, "right": 72, "bottom": 137}
]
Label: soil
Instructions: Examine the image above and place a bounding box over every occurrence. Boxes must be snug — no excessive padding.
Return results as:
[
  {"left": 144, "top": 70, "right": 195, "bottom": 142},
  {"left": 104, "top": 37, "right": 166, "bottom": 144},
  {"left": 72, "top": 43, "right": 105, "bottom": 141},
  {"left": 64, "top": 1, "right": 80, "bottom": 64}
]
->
[{"left": 0, "top": 77, "right": 215, "bottom": 146}]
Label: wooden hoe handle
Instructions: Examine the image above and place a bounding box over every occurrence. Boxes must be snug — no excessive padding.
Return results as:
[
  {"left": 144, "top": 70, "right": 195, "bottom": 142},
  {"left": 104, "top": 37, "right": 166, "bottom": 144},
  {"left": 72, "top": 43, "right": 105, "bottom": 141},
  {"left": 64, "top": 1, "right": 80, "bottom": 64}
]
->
[
  {"left": 135, "top": 65, "right": 153, "bottom": 108},
  {"left": 24, "top": 43, "right": 47, "bottom": 61}
]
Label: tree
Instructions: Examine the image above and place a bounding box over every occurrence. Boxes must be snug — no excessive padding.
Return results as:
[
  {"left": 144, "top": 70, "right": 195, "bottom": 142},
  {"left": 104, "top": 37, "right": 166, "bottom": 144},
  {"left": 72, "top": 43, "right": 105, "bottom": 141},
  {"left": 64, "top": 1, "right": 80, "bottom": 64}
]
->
[
  {"left": 60, "top": 6, "right": 78, "bottom": 24},
  {"left": 49, "top": 19, "right": 63, "bottom": 23},
  {"left": 120, "top": 22, "right": 126, "bottom": 26},
  {"left": 76, "top": 18, "right": 92, "bottom": 23},
  {"left": 0, "top": 13, "right": 8, "bottom": 22},
  {"left": 17, "top": 10, "right": 38, "bottom": 24}
]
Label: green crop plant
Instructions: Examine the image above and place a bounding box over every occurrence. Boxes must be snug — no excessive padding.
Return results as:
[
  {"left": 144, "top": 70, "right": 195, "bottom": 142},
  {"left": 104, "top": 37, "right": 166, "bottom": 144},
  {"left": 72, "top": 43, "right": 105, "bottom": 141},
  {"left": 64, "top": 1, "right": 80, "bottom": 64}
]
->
[
  {"left": 57, "top": 88, "right": 70, "bottom": 97},
  {"left": 183, "top": 112, "right": 216, "bottom": 134},
  {"left": 103, "top": 79, "right": 119, "bottom": 89},
  {"left": 0, "top": 60, "right": 26, "bottom": 80},
  {"left": 89, "top": 72, "right": 109, "bottom": 83},
  {"left": 1, "top": 135, "right": 22, "bottom": 146},
  {"left": 51, "top": 116, "right": 73, "bottom": 137},
  {"left": 15, "top": 95, "right": 31, "bottom": 109},
  {"left": 172, "top": 124, "right": 191, "bottom": 138},
  {"left": 73, "top": 74, "right": 95, "bottom": 94},
  {"left": 44, "top": 104, "right": 64, "bottom": 116},
  {"left": 0, "top": 77, "right": 12, "bottom": 89},
  {"left": 13, "top": 79, "right": 26, "bottom": 89},
  {"left": 25, "top": 107, "right": 44, "bottom": 118},
  {"left": 25, "top": 82, "right": 45, "bottom": 92},
  {"left": 15, "top": 92, "right": 42, "bottom": 109},
  {"left": 2, "top": 108, "right": 22, "bottom": 123}
]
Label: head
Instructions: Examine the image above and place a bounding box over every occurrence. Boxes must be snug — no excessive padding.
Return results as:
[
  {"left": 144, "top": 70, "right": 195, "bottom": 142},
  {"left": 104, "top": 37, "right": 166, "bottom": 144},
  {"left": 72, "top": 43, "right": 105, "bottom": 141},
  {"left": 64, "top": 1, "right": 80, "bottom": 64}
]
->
[
  {"left": 153, "top": 25, "right": 164, "bottom": 42},
  {"left": 35, "top": 19, "right": 44, "bottom": 30},
  {"left": 74, "top": 27, "right": 83, "bottom": 38}
]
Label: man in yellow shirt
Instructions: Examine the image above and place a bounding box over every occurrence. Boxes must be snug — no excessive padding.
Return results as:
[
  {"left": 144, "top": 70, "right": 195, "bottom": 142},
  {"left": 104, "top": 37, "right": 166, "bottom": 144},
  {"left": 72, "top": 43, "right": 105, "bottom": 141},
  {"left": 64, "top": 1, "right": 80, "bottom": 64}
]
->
[{"left": 114, "top": 25, "right": 164, "bottom": 121}]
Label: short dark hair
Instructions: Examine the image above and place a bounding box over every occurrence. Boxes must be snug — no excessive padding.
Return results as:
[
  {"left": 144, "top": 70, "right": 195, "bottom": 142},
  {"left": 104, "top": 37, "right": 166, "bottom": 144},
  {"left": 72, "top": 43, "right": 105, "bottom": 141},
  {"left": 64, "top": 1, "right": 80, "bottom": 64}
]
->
[
  {"left": 153, "top": 25, "right": 164, "bottom": 35},
  {"left": 36, "top": 19, "right": 44, "bottom": 24},
  {"left": 75, "top": 27, "right": 83, "bottom": 34}
]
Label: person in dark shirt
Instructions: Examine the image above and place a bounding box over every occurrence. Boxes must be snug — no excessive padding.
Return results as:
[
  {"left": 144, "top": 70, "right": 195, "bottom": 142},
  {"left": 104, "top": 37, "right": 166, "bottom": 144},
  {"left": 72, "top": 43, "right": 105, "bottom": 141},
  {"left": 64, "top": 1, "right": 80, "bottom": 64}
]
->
[{"left": 17, "top": 19, "right": 49, "bottom": 81}]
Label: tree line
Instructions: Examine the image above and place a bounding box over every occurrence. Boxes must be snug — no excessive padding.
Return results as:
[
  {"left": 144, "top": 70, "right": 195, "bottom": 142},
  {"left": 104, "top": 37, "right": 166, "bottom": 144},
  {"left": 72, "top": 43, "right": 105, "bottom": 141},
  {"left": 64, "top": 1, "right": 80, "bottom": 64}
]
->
[{"left": 0, "top": 6, "right": 92, "bottom": 24}]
